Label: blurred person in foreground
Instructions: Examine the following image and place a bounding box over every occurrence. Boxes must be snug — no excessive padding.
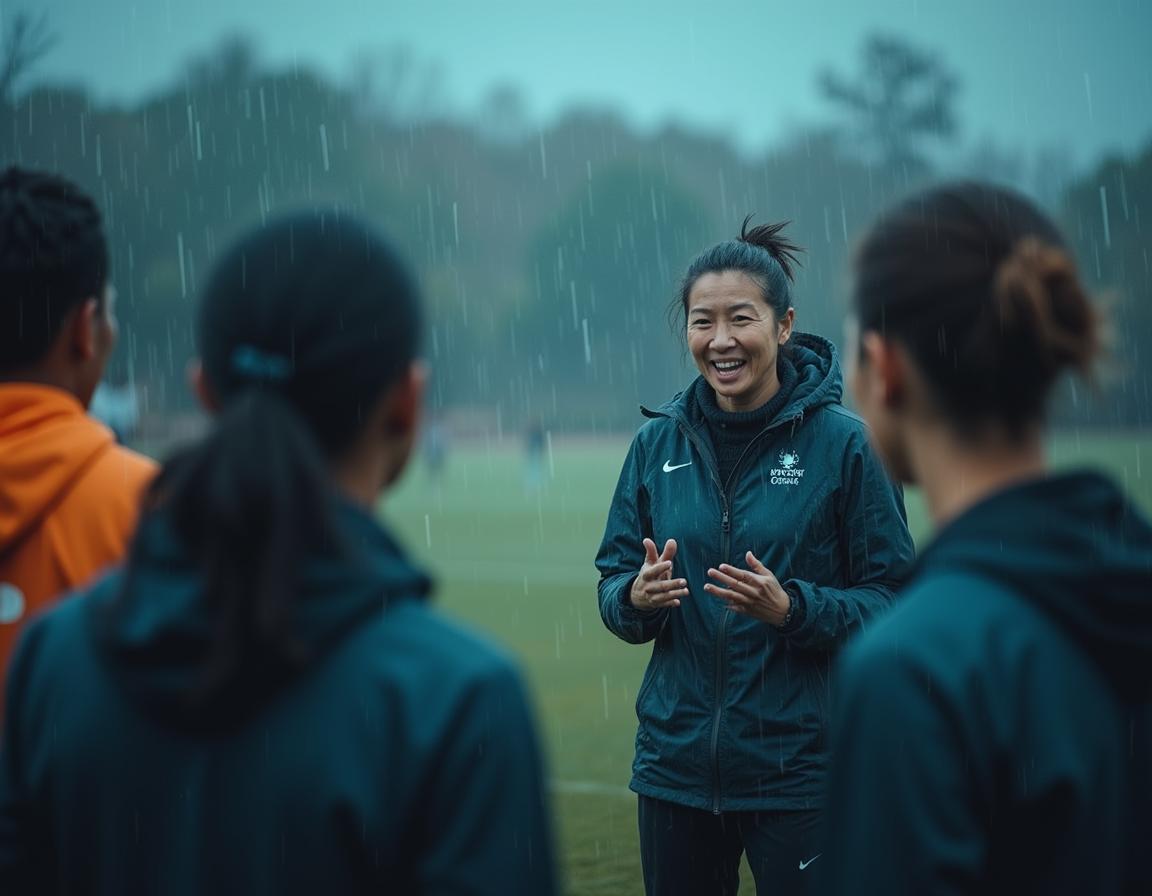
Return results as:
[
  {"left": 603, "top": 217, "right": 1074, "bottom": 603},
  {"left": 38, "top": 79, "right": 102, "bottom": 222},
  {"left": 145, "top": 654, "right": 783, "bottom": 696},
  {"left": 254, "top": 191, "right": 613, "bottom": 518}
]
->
[
  {"left": 0, "top": 167, "right": 156, "bottom": 724},
  {"left": 0, "top": 211, "right": 557, "bottom": 895},
  {"left": 596, "top": 218, "right": 915, "bottom": 895},
  {"left": 826, "top": 182, "right": 1152, "bottom": 894}
]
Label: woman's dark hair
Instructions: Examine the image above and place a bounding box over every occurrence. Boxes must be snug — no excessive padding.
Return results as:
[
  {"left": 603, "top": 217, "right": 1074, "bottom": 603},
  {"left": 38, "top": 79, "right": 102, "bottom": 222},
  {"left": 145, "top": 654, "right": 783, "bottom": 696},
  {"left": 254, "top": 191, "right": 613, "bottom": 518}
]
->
[
  {"left": 853, "top": 182, "right": 1099, "bottom": 437},
  {"left": 671, "top": 216, "right": 804, "bottom": 329},
  {"left": 135, "top": 210, "right": 422, "bottom": 707},
  {"left": 0, "top": 166, "right": 108, "bottom": 373}
]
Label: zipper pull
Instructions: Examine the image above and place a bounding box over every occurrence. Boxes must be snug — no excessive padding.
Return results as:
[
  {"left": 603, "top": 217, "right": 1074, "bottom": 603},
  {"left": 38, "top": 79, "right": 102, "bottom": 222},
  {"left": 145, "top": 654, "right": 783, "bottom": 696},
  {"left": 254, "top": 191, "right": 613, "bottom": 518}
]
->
[{"left": 721, "top": 509, "right": 730, "bottom": 532}]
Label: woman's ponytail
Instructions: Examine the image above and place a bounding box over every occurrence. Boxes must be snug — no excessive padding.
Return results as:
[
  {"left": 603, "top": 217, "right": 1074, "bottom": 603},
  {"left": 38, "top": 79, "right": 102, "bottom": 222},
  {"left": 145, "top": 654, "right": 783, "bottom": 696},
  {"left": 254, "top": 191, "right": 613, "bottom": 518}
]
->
[
  {"left": 738, "top": 215, "right": 803, "bottom": 283},
  {"left": 117, "top": 211, "right": 422, "bottom": 712},
  {"left": 150, "top": 386, "right": 339, "bottom": 703}
]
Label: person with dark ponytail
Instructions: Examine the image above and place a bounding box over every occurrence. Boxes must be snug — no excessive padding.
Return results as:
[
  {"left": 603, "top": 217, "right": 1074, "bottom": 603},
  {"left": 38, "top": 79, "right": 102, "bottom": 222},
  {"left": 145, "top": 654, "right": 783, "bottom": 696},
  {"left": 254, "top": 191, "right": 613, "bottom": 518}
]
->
[
  {"left": 823, "top": 182, "right": 1152, "bottom": 894},
  {"left": 0, "top": 211, "right": 557, "bottom": 895},
  {"left": 596, "top": 218, "right": 915, "bottom": 895}
]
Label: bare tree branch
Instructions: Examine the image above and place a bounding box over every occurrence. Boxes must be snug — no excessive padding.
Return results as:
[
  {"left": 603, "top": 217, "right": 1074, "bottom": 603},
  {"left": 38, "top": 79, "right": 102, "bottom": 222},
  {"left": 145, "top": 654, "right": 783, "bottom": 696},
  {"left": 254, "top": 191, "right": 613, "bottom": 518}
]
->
[
  {"left": 0, "top": 11, "right": 56, "bottom": 104},
  {"left": 820, "top": 32, "right": 959, "bottom": 170}
]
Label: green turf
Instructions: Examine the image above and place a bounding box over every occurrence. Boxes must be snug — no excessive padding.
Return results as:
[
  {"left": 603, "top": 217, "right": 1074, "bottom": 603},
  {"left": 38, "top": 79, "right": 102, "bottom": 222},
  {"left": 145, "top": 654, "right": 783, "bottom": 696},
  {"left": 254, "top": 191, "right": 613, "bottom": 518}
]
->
[{"left": 381, "top": 432, "right": 1152, "bottom": 895}]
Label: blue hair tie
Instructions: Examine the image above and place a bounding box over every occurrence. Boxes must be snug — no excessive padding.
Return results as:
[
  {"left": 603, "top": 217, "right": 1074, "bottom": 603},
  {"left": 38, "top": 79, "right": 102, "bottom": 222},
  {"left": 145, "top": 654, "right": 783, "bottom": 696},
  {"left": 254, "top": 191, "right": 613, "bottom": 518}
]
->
[{"left": 230, "top": 345, "right": 292, "bottom": 383}]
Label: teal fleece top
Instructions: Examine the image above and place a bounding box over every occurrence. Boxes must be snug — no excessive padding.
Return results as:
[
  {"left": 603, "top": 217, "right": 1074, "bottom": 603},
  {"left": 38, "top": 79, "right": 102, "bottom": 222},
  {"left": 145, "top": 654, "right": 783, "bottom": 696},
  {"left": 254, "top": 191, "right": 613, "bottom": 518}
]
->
[
  {"left": 823, "top": 471, "right": 1152, "bottom": 895},
  {"left": 0, "top": 498, "right": 557, "bottom": 895}
]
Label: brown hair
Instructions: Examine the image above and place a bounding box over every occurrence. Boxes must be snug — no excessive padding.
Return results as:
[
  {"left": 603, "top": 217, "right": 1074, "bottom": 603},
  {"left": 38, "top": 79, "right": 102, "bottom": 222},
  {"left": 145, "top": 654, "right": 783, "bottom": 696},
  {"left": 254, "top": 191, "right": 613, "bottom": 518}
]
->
[{"left": 854, "top": 182, "right": 1099, "bottom": 437}]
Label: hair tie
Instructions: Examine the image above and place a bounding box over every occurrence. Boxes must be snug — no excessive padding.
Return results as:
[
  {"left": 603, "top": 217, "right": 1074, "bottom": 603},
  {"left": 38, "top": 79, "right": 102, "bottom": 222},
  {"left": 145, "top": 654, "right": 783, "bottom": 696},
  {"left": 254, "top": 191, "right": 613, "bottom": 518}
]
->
[{"left": 230, "top": 345, "right": 292, "bottom": 383}]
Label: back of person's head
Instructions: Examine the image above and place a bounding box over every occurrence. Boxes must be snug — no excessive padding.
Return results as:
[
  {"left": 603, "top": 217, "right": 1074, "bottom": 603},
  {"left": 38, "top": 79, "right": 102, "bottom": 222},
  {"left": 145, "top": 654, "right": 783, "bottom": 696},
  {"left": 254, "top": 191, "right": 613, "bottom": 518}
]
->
[
  {"left": 0, "top": 166, "right": 109, "bottom": 376},
  {"left": 853, "top": 182, "right": 1099, "bottom": 438},
  {"left": 672, "top": 216, "right": 804, "bottom": 329},
  {"left": 144, "top": 210, "right": 423, "bottom": 709},
  {"left": 195, "top": 210, "right": 422, "bottom": 458}
]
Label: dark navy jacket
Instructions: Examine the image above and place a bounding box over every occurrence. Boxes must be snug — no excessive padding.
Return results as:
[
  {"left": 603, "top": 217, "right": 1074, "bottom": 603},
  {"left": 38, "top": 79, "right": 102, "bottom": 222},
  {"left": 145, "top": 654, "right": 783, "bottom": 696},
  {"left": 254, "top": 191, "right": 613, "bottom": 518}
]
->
[
  {"left": 596, "top": 334, "right": 915, "bottom": 812},
  {"left": 824, "top": 471, "right": 1152, "bottom": 895},
  {"left": 0, "top": 499, "right": 557, "bottom": 895}
]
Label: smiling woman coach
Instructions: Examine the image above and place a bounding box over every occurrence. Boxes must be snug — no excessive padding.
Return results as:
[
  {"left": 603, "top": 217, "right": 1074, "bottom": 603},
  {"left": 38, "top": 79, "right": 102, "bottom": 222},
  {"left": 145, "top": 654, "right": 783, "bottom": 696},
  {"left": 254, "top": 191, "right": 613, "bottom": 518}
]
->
[{"left": 595, "top": 218, "right": 915, "bottom": 896}]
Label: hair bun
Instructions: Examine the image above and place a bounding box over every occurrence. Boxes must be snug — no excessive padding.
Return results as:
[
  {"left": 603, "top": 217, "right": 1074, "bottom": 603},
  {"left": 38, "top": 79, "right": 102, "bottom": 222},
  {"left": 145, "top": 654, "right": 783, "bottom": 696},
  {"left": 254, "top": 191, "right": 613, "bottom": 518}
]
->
[
  {"left": 738, "top": 215, "right": 804, "bottom": 282},
  {"left": 994, "top": 237, "right": 1098, "bottom": 375}
]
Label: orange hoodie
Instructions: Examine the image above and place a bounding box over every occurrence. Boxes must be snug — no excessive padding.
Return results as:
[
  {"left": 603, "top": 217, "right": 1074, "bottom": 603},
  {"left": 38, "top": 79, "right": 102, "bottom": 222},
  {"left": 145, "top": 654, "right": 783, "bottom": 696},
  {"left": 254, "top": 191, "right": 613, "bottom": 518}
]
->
[{"left": 0, "top": 383, "right": 157, "bottom": 716}]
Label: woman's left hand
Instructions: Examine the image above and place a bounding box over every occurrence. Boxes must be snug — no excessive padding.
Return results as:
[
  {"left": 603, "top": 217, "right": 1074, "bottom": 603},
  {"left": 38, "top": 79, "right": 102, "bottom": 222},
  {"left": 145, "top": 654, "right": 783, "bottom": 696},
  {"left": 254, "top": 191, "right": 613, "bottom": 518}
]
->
[{"left": 705, "top": 552, "right": 791, "bottom": 625}]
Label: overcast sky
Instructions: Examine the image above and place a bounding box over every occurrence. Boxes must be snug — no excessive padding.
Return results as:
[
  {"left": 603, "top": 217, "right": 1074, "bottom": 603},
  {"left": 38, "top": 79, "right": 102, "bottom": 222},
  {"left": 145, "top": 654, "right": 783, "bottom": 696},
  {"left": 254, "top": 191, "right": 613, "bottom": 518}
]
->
[{"left": 12, "top": 0, "right": 1152, "bottom": 163}]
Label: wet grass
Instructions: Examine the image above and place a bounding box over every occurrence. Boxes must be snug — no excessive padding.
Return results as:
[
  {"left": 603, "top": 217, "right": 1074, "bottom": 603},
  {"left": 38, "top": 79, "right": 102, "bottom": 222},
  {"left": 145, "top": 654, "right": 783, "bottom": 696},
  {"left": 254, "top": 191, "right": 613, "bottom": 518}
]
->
[{"left": 381, "top": 431, "right": 1152, "bottom": 895}]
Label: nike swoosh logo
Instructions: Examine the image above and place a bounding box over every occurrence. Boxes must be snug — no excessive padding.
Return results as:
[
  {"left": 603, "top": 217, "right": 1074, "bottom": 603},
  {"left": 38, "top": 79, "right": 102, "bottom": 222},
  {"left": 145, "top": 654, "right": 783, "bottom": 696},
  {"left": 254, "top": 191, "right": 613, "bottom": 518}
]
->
[
  {"left": 662, "top": 460, "right": 693, "bottom": 473},
  {"left": 798, "top": 854, "right": 822, "bottom": 871}
]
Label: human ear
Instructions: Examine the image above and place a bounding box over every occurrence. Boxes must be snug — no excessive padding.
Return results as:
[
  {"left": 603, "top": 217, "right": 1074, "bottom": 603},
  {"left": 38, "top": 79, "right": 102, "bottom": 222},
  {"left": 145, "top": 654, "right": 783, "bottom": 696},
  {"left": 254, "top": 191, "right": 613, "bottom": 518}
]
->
[
  {"left": 66, "top": 298, "right": 101, "bottom": 361},
  {"left": 189, "top": 359, "right": 220, "bottom": 413},
  {"left": 860, "top": 331, "right": 905, "bottom": 408},
  {"left": 373, "top": 361, "right": 427, "bottom": 489},
  {"left": 384, "top": 360, "right": 427, "bottom": 438},
  {"left": 778, "top": 307, "right": 795, "bottom": 344}
]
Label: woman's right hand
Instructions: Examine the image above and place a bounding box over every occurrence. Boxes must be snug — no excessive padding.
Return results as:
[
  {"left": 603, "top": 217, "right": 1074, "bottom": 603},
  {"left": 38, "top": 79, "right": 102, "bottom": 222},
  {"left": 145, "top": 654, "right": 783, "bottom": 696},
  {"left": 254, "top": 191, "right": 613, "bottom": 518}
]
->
[{"left": 630, "top": 538, "right": 688, "bottom": 610}]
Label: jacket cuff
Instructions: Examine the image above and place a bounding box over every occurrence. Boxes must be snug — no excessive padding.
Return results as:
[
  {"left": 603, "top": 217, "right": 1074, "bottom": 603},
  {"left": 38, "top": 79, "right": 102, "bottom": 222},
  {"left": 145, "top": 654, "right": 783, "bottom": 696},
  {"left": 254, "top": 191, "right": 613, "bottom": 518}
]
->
[
  {"left": 776, "top": 583, "right": 808, "bottom": 634},
  {"left": 617, "top": 575, "right": 665, "bottom": 618}
]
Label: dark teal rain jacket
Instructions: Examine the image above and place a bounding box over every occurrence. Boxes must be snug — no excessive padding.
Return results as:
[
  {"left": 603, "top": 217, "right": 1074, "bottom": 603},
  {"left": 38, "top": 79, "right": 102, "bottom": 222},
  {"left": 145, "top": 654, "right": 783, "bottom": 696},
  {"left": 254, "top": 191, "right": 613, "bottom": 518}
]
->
[
  {"left": 824, "top": 471, "right": 1152, "bottom": 895},
  {"left": 596, "top": 333, "right": 915, "bottom": 813},
  {"left": 0, "top": 499, "right": 556, "bottom": 896}
]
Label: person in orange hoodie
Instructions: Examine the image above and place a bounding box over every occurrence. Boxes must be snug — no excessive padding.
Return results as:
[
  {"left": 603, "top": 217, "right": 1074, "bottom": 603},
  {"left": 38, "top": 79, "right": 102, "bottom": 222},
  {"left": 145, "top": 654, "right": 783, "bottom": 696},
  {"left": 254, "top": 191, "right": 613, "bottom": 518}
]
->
[{"left": 0, "top": 167, "right": 156, "bottom": 718}]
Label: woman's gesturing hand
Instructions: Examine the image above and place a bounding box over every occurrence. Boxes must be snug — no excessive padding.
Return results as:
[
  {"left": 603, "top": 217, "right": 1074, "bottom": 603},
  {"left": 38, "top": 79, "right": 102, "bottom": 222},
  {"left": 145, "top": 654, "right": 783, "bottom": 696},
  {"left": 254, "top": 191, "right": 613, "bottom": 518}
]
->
[
  {"left": 630, "top": 538, "right": 688, "bottom": 611},
  {"left": 705, "top": 551, "right": 791, "bottom": 625}
]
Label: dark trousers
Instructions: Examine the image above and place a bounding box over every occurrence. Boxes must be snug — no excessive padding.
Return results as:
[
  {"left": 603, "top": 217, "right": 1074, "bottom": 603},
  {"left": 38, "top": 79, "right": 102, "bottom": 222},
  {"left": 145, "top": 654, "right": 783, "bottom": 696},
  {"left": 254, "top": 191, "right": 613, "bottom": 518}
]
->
[{"left": 638, "top": 795, "right": 823, "bottom": 896}]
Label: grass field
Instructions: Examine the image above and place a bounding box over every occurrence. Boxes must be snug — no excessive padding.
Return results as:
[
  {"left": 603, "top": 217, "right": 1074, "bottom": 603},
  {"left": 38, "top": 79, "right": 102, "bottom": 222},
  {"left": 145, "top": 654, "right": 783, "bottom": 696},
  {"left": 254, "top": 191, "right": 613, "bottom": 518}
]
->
[{"left": 381, "top": 432, "right": 1152, "bottom": 895}]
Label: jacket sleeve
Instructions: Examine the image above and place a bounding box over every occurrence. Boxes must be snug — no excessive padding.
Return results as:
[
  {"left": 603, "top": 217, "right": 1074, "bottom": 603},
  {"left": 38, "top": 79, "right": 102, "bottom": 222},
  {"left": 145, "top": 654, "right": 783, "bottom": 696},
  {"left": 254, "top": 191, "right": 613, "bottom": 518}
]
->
[
  {"left": 822, "top": 636, "right": 986, "bottom": 894},
  {"left": 780, "top": 426, "right": 915, "bottom": 650},
  {"left": 0, "top": 620, "right": 51, "bottom": 895},
  {"left": 594, "top": 435, "right": 669, "bottom": 644},
  {"left": 417, "top": 661, "right": 558, "bottom": 896}
]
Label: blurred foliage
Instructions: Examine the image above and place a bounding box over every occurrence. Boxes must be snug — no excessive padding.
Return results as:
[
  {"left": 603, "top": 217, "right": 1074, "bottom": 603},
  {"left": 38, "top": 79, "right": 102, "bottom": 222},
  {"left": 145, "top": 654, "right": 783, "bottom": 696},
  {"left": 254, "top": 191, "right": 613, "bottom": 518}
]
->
[
  {"left": 1061, "top": 144, "right": 1152, "bottom": 428},
  {"left": 1, "top": 27, "right": 1147, "bottom": 430}
]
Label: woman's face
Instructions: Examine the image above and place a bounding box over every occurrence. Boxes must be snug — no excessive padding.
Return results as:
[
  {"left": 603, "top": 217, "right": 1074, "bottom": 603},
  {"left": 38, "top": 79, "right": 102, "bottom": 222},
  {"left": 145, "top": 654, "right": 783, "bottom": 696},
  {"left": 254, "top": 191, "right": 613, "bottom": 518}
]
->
[{"left": 686, "top": 270, "right": 793, "bottom": 413}]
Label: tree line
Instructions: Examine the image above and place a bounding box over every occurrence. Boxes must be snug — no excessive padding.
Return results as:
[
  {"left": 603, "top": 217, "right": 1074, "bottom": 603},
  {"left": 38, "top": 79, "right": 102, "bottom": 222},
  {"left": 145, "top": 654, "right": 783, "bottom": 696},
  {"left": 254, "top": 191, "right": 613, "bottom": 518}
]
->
[{"left": 3, "top": 20, "right": 1148, "bottom": 430}]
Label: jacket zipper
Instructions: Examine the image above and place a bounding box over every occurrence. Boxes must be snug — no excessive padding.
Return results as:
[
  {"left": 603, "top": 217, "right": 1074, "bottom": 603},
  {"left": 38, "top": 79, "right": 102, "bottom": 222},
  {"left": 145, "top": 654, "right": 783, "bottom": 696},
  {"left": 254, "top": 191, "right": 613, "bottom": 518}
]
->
[
  {"left": 711, "top": 506, "right": 731, "bottom": 814},
  {"left": 673, "top": 421, "right": 741, "bottom": 814},
  {"left": 669, "top": 409, "right": 804, "bottom": 815}
]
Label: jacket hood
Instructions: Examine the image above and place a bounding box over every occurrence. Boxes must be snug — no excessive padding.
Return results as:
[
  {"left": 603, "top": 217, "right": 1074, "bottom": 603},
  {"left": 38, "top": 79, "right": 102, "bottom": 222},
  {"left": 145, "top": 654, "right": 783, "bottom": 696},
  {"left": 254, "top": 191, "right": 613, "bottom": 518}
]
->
[
  {"left": 0, "top": 384, "right": 115, "bottom": 547},
  {"left": 646, "top": 332, "right": 843, "bottom": 424},
  {"left": 919, "top": 470, "right": 1152, "bottom": 701},
  {"left": 90, "top": 497, "right": 432, "bottom": 730}
]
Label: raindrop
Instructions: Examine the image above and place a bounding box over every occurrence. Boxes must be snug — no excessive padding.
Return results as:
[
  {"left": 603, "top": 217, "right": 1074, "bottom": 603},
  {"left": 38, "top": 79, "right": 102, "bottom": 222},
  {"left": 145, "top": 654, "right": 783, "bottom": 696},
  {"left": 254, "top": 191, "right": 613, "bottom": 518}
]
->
[
  {"left": 1099, "top": 186, "right": 1111, "bottom": 249},
  {"left": 176, "top": 232, "right": 187, "bottom": 298}
]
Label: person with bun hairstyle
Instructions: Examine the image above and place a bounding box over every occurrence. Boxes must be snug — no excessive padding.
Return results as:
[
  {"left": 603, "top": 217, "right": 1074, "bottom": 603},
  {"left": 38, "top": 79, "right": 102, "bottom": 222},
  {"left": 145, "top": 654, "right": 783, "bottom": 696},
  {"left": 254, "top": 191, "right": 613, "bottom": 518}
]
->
[
  {"left": 824, "top": 182, "right": 1152, "bottom": 894},
  {"left": 0, "top": 212, "right": 557, "bottom": 895},
  {"left": 596, "top": 219, "right": 915, "bottom": 895}
]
